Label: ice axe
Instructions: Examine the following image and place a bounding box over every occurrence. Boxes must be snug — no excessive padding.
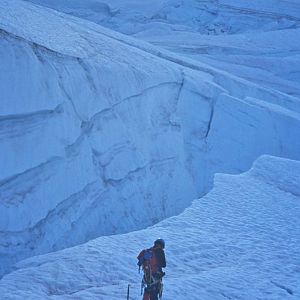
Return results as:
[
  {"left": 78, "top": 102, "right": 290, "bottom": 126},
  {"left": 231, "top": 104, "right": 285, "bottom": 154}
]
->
[{"left": 127, "top": 284, "right": 130, "bottom": 300}]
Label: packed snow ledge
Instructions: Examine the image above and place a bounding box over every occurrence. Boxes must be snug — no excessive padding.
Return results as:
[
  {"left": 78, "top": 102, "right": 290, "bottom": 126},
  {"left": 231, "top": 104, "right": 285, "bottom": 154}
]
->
[{"left": 0, "top": 155, "right": 299, "bottom": 299}]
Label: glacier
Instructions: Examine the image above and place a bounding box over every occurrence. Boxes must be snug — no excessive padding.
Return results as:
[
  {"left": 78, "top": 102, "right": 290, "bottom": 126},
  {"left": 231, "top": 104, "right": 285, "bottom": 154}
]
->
[{"left": 1, "top": 0, "right": 300, "bottom": 285}]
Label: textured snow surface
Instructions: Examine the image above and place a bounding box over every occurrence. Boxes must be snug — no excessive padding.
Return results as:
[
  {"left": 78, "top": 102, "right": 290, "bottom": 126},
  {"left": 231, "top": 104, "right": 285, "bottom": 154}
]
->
[
  {"left": 0, "top": 155, "right": 299, "bottom": 299},
  {"left": 1, "top": 0, "right": 300, "bottom": 277}
]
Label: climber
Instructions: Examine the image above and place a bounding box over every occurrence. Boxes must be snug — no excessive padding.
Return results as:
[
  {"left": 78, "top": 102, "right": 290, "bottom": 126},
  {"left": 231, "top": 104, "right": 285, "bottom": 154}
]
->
[{"left": 137, "top": 238, "right": 166, "bottom": 300}]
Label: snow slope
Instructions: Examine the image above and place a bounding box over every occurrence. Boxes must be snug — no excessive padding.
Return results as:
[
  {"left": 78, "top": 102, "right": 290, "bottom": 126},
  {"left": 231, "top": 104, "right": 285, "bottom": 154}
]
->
[
  {"left": 0, "top": 155, "right": 299, "bottom": 299},
  {"left": 1, "top": 0, "right": 300, "bottom": 277},
  {"left": 26, "top": 0, "right": 300, "bottom": 97},
  {"left": 25, "top": 0, "right": 300, "bottom": 35},
  {"left": 146, "top": 27, "right": 300, "bottom": 98}
]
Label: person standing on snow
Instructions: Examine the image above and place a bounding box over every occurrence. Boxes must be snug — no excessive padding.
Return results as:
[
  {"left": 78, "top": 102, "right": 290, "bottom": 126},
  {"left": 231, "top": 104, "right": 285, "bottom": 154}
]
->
[{"left": 137, "top": 239, "right": 166, "bottom": 300}]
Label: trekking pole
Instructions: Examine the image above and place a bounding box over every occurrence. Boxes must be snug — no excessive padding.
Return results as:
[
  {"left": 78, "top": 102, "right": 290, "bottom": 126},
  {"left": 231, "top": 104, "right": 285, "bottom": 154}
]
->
[
  {"left": 159, "top": 278, "right": 163, "bottom": 299},
  {"left": 159, "top": 282, "right": 163, "bottom": 299},
  {"left": 127, "top": 284, "right": 130, "bottom": 300}
]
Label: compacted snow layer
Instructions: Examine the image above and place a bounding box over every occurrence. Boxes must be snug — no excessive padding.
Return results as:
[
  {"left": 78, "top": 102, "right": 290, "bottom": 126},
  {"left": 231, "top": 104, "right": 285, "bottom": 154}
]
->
[
  {"left": 0, "top": 155, "right": 299, "bottom": 299},
  {"left": 1, "top": 0, "right": 300, "bottom": 276}
]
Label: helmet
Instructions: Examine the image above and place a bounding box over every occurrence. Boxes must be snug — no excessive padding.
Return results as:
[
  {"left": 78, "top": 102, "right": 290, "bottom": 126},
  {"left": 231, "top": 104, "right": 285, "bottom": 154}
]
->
[{"left": 154, "top": 238, "right": 165, "bottom": 249}]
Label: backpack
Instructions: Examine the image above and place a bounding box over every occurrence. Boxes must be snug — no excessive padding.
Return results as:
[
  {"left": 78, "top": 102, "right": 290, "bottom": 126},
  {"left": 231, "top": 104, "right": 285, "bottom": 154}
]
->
[{"left": 137, "top": 248, "right": 158, "bottom": 284}]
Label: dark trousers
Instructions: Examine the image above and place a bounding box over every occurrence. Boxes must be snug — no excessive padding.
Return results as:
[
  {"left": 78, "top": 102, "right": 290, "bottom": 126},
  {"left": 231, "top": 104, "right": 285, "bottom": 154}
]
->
[{"left": 144, "top": 282, "right": 160, "bottom": 300}]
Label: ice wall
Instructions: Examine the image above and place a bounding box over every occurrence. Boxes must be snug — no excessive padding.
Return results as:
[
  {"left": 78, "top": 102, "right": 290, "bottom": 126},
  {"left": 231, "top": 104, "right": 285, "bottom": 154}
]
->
[{"left": 0, "top": 0, "right": 205, "bottom": 275}]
